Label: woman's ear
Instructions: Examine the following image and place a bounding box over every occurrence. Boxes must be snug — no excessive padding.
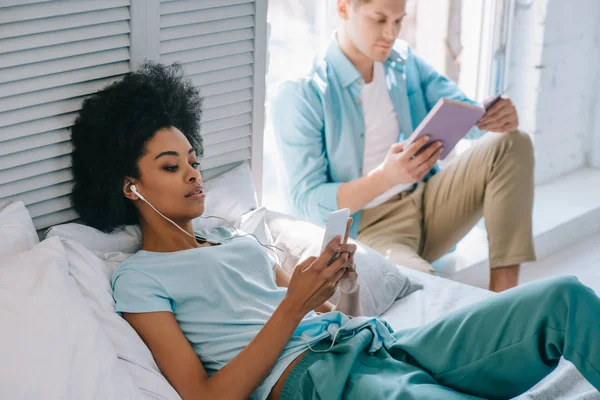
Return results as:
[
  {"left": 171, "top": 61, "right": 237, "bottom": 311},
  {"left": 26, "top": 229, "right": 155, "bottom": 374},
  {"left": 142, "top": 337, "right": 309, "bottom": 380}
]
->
[{"left": 123, "top": 180, "right": 138, "bottom": 201}]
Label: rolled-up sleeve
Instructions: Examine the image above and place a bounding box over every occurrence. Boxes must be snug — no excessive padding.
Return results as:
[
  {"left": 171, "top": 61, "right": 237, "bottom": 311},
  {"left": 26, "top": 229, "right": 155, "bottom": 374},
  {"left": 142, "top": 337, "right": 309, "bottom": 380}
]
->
[{"left": 272, "top": 80, "right": 340, "bottom": 225}]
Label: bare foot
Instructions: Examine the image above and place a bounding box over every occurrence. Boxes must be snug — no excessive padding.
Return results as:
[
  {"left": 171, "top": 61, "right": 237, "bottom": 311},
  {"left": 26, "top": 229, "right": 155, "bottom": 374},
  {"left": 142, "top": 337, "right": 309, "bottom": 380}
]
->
[{"left": 489, "top": 265, "right": 520, "bottom": 292}]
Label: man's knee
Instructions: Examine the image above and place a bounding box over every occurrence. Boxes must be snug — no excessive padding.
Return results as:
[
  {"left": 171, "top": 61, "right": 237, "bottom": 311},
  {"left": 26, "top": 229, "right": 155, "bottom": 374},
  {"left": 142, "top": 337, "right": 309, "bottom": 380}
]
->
[
  {"left": 488, "top": 130, "right": 534, "bottom": 169},
  {"left": 502, "top": 131, "right": 533, "bottom": 159}
]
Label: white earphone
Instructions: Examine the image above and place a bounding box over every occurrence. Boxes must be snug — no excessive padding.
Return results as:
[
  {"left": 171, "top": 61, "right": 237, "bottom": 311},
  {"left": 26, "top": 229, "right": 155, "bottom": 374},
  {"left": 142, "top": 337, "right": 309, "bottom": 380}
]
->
[
  {"left": 128, "top": 184, "right": 285, "bottom": 264},
  {"left": 129, "top": 184, "right": 196, "bottom": 239}
]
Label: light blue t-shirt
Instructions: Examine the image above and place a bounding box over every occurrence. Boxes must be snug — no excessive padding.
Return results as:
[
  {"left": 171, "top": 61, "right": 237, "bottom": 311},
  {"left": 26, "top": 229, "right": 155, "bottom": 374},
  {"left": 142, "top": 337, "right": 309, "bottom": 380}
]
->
[{"left": 111, "top": 227, "right": 396, "bottom": 400}]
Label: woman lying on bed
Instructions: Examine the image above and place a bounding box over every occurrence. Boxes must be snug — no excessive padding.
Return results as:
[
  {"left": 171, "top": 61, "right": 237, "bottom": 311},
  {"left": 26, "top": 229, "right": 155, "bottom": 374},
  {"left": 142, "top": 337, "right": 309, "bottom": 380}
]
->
[{"left": 69, "top": 62, "right": 600, "bottom": 400}]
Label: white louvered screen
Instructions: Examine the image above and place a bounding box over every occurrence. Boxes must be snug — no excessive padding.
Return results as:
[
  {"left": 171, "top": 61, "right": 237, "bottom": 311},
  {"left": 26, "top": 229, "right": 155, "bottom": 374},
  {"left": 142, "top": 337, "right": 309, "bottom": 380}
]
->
[
  {"left": 0, "top": 0, "right": 268, "bottom": 230},
  {"left": 159, "top": 0, "right": 266, "bottom": 184},
  {"left": 0, "top": 0, "right": 132, "bottom": 230}
]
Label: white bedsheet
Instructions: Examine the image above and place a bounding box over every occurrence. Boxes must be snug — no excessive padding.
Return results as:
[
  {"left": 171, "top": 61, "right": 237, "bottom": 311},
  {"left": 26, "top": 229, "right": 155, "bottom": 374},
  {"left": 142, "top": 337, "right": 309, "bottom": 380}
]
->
[{"left": 382, "top": 267, "right": 599, "bottom": 400}]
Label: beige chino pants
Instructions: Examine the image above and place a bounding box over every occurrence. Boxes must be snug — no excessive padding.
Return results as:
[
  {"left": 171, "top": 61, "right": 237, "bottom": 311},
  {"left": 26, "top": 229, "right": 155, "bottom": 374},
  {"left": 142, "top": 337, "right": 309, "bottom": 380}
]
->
[{"left": 357, "top": 131, "right": 536, "bottom": 274}]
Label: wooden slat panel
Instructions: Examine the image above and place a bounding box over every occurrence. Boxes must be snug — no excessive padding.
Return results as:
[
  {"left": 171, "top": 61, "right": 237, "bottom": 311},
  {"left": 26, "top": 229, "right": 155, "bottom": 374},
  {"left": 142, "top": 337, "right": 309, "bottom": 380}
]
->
[
  {"left": 200, "top": 77, "right": 253, "bottom": 97},
  {"left": 0, "top": 129, "right": 70, "bottom": 157},
  {"left": 201, "top": 148, "right": 251, "bottom": 170},
  {"left": 160, "top": 3, "right": 254, "bottom": 28},
  {"left": 201, "top": 101, "right": 253, "bottom": 123},
  {"left": 0, "top": 113, "right": 77, "bottom": 143},
  {"left": 0, "top": 1, "right": 137, "bottom": 231},
  {"left": 0, "top": 48, "right": 130, "bottom": 85},
  {"left": 200, "top": 161, "right": 244, "bottom": 181},
  {"left": 1, "top": 182, "right": 73, "bottom": 207},
  {"left": 0, "top": 61, "right": 129, "bottom": 98},
  {"left": 0, "top": 77, "right": 120, "bottom": 113},
  {"left": 190, "top": 65, "right": 253, "bottom": 87},
  {"left": 0, "top": 155, "right": 71, "bottom": 186},
  {"left": 202, "top": 88, "right": 252, "bottom": 110},
  {"left": 0, "top": 169, "right": 72, "bottom": 199},
  {"left": 0, "top": 21, "right": 130, "bottom": 55},
  {"left": 161, "top": 28, "right": 254, "bottom": 55},
  {"left": 0, "top": 7, "right": 130, "bottom": 40},
  {"left": 160, "top": 0, "right": 253, "bottom": 15},
  {"left": 203, "top": 136, "right": 251, "bottom": 158},
  {"left": 0, "top": 97, "right": 84, "bottom": 129},
  {"left": 160, "top": 40, "right": 253, "bottom": 64},
  {"left": 0, "top": 1, "right": 53, "bottom": 9},
  {"left": 203, "top": 125, "right": 251, "bottom": 146},
  {"left": 182, "top": 52, "right": 253, "bottom": 76},
  {"left": 28, "top": 195, "right": 71, "bottom": 218},
  {"left": 0, "top": 142, "right": 72, "bottom": 171},
  {"left": 0, "top": 0, "right": 129, "bottom": 24},
  {"left": 0, "top": 34, "right": 130, "bottom": 69},
  {"left": 33, "top": 208, "right": 79, "bottom": 231},
  {"left": 160, "top": 15, "right": 254, "bottom": 41},
  {"left": 201, "top": 112, "right": 252, "bottom": 135}
]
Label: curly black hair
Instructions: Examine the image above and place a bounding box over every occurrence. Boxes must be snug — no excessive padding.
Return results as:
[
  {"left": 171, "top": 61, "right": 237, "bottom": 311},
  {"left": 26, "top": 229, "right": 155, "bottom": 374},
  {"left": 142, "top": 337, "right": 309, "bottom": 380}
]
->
[{"left": 70, "top": 62, "right": 203, "bottom": 233}]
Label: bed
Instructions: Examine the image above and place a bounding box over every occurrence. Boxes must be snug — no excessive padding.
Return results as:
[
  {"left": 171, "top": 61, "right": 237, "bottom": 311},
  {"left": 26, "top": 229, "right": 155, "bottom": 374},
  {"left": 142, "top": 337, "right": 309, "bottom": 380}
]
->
[
  {"left": 383, "top": 268, "right": 599, "bottom": 400},
  {"left": 1, "top": 163, "right": 598, "bottom": 400}
]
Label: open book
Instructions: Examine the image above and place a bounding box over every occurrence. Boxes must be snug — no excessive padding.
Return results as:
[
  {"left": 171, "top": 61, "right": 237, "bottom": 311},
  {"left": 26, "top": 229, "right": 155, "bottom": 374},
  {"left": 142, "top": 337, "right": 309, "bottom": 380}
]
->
[{"left": 405, "top": 98, "right": 485, "bottom": 160}]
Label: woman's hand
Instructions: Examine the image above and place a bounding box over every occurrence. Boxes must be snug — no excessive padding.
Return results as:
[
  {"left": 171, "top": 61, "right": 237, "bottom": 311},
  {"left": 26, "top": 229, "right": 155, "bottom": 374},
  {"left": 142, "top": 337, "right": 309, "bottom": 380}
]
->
[
  {"left": 477, "top": 97, "right": 519, "bottom": 133},
  {"left": 338, "top": 217, "right": 359, "bottom": 293},
  {"left": 335, "top": 219, "right": 362, "bottom": 316},
  {"left": 284, "top": 236, "right": 354, "bottom": 318},
  {"left": 338, "top": 260, "right": 359, "bottom": 293}
]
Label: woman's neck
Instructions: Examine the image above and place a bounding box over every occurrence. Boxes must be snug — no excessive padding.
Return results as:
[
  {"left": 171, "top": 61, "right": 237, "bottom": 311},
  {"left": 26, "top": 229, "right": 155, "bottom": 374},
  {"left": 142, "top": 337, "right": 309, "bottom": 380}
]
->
[
  {"left": 337, "top": 29, "right": 375, "bottom": 83},
  {"left": 139, "top": 217, "right": 200, "bottom": 253}
]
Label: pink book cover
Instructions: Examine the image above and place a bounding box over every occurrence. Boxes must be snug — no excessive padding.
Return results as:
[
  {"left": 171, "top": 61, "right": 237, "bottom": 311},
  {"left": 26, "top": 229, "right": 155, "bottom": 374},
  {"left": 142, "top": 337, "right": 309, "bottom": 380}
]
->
[{"left": 406, "top": 98, "right": 485, "bottom": 160}]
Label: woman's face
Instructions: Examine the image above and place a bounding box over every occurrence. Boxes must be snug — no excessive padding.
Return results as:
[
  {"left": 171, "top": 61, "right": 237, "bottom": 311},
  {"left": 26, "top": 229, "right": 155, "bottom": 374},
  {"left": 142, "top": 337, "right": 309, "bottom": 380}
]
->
[
  {"left": 131, "top": 127, "right": 205, "bottom": 224},
  {"left": 342, "top": 0, "right": 407, "bottom": 62}
]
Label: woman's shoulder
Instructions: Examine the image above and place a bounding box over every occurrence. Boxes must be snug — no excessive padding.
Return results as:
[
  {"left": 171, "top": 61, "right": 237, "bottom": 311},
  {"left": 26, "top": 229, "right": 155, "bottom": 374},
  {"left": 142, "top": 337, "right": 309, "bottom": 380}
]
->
[{"left": 111, "top": 252, "right": 155, "bottom": 289}]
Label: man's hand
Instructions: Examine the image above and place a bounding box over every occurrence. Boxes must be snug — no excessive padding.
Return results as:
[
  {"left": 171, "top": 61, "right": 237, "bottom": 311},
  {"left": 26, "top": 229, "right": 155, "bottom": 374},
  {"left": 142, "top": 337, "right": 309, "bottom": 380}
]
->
[
  {"left": 477, "top": 97, "right": 519, "bottom": 133},
  {"left": 373, "top": 136, "right": 443, "bottom": 190}
]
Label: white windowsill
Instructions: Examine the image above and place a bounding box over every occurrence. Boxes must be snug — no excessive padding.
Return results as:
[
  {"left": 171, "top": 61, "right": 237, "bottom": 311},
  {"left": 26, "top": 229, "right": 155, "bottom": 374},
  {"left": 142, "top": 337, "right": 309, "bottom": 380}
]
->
[{"left": 432, "top": 167, "right": 600, "bottom": 289}]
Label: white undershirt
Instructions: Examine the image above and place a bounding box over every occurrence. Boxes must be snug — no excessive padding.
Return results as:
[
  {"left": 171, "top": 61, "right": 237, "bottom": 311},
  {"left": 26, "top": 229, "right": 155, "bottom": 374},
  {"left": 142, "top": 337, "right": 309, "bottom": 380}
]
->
[{"left": 361, "top": 62, "right": 414, "bottom": 209}]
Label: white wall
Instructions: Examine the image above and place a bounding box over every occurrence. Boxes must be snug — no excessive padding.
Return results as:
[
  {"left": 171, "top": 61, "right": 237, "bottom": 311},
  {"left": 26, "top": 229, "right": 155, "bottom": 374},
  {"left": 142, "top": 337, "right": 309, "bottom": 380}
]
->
[
  {"left": 590, "top": 10, "right": 600, "bottom": 169},
  {"left": 507, "top": 0, "right": 600, "bottom": 184}
]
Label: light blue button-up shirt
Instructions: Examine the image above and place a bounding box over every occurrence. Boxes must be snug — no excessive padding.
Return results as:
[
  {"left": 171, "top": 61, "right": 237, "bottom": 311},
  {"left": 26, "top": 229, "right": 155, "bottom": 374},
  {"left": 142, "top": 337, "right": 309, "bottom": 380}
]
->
[{"left": 272, "top": 37, "right": 484, "bottom": 238}]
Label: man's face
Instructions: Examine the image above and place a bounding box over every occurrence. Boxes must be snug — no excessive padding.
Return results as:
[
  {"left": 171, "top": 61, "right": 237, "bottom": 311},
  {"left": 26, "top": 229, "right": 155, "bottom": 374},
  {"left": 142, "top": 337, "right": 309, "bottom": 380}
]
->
[{"left": 341, "top": 0, "right": 407, "bottom": 62}]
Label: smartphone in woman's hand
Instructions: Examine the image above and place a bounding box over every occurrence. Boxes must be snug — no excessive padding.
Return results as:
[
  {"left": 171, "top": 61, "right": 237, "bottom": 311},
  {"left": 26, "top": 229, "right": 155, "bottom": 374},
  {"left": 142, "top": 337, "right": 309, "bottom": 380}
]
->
[{"left": 321, "top": 208, "right": 351, "bottom": 264}]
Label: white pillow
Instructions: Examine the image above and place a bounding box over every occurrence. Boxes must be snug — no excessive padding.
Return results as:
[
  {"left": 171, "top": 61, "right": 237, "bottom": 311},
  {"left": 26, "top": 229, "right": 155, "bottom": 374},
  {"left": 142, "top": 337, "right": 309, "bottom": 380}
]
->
[
  {"left": 265, "top": 211, "right": 423, "bottom": 316},
  {"left": 60, "top": 238, "right": 181, "bottom": 400},
  {"left": 194, "top": 162, "right": 258, "bottom": 230},
  {"left": 200, "top": 206, "right": 273, "bottom": 245},
  {"left": 0, "top": 238, "right": 140, "bottom": 400},
  {"left": 46, "top": 162, "right": 258, "bottom": 253},
  {"left": 45, "top": 223, "right": 142, "bottom": 254},
  {"left": 0, "top": 201, "right": 39, "bottom": 257}
]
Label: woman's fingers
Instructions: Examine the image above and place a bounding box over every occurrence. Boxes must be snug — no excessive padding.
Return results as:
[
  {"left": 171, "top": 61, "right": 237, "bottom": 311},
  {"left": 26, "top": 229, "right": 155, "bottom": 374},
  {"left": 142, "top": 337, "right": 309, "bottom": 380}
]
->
[
  {"left": 295, "top": 256, "right": 318, "bottom": 273},
  {"left": 322, "top": 251, "right": 349, "bottom": 279},
  {"left": 313, "top": 236, "right": 343, "bottom": 270},
  {"left": 338, "top": 243, "right": 357, "bottom": 255},
  {"left": 343, "top": 218, "right": 352, "bottom": 244}
]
